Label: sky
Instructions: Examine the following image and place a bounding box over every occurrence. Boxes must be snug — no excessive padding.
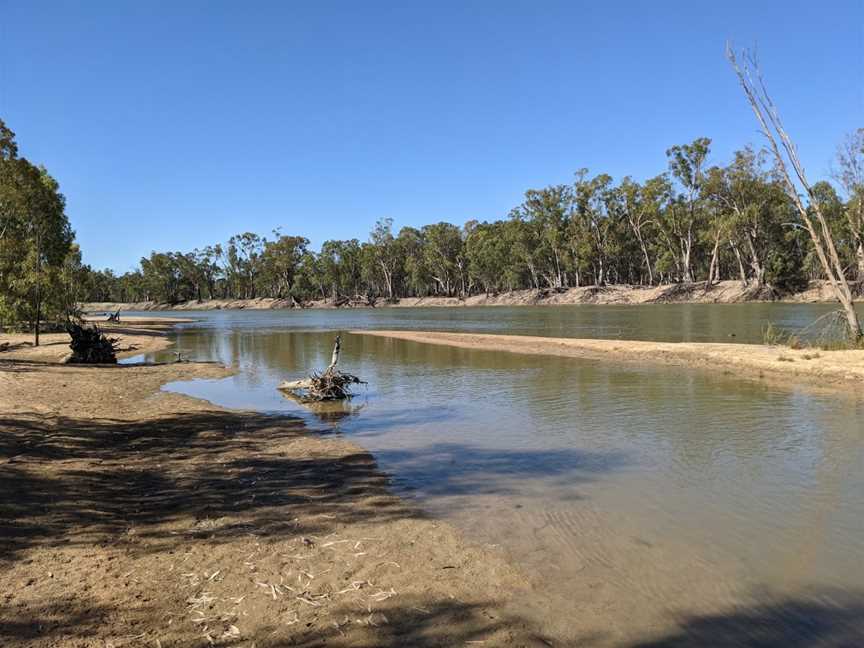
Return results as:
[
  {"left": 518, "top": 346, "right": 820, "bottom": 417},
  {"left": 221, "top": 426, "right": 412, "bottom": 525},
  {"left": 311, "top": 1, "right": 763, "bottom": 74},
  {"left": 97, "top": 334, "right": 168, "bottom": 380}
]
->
[{"left": 1, "top": 1, "right": 862, "bottom": 273}]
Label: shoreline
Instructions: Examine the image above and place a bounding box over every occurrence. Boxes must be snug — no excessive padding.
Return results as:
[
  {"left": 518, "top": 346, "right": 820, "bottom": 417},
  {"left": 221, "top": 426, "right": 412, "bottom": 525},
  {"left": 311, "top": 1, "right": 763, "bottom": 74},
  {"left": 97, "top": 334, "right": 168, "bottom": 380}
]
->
[
  {"left": 80, "top": 279, "right": 862, "bottom": 312},
  {"left": 353, "top": 330, "right": 864, "bottom": 393},
  {"left": 0, "top": 323, "right": 553, "bottom": 646}
]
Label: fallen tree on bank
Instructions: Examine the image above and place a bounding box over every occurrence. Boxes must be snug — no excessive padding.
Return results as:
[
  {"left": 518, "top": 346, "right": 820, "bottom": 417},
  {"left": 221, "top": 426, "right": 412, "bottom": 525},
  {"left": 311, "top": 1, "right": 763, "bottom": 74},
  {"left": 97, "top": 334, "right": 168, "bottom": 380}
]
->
[
  {"left": 65, "top": 321, "right": 119, "bottom": 363},
  {"left": 277, "top": 335, "right": 365, "bottom": 401}
]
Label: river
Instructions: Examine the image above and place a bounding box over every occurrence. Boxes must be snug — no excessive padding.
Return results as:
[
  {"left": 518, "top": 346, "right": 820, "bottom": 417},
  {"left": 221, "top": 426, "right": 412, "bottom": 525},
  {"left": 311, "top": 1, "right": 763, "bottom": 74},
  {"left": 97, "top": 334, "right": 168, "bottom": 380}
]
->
[{"left": 123, "top": 303, "right": 864, "bottom": 644}]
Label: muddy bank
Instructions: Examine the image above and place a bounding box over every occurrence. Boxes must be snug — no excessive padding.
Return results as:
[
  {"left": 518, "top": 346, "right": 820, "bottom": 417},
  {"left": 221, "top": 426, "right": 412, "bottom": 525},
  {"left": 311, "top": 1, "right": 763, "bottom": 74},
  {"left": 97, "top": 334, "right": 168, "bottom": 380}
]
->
[
  {"left": 0, "top": 324, "right": 175, "bottom": 364},
  {"left": 354, "top": 330, "right": 864, "bottom": 392},
  {"left": 0, "top": 330, "right": 554, "bottom": 646},
  {"left": 81, "top": 279, "right": 861, "bottom": 312}
]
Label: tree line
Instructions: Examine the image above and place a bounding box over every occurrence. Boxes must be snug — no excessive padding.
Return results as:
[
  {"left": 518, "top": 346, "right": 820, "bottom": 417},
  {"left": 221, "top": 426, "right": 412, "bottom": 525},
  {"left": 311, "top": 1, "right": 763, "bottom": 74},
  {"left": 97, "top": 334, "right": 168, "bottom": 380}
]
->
[
  {"left": 76, "top": 133, "right": 864, "bottom": 306},
  {"left": 2, "top": 114, "right": 863, "bottom": 343}
]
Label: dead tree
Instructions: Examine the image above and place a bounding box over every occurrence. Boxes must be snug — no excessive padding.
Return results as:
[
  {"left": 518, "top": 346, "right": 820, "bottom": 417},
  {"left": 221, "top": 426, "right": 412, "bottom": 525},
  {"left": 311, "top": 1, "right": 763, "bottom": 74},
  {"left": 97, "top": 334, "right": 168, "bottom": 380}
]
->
[
  {"left": 65, "top": 322, "right": 119, "bottom": 363},
  {"left": 727, "top": 45, "right": 862, "bottom": 341},
  {"left": 278, "top": 335, "right": 364, "bottom": 401}
]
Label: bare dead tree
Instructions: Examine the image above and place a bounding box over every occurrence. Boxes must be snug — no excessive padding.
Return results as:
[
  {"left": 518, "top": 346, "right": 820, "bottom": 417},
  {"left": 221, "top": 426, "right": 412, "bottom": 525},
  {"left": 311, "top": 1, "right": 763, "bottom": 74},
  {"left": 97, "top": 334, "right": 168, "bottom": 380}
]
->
[
  {"left": 726, "top": 44, "right": 862, "bottom": 341},
  {"left": 278, "top": 335, "right": 364, "bottom": 401},
  {"left": 833, "top": 129, "right": 864, "bottom": 278}
]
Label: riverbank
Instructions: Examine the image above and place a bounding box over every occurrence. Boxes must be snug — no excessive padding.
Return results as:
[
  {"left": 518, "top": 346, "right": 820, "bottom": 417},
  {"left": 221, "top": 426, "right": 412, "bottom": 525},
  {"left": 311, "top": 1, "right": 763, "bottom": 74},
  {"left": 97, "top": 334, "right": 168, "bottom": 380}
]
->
[
  {"left": 0, "top": 326, "right": 553, "bottom": 646},
  {"left": 354, "top": 330, "right": 864, "bottom": 392},
  {"left": 81, "top": 279, "right": 861, "bottom": 312}
]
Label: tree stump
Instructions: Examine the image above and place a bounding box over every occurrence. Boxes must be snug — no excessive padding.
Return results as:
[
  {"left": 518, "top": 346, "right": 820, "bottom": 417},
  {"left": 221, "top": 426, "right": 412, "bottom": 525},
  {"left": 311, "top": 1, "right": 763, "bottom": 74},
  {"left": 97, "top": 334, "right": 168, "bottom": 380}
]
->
[{"left": 65, "top": 322, "right": 119, "bottom": 364}]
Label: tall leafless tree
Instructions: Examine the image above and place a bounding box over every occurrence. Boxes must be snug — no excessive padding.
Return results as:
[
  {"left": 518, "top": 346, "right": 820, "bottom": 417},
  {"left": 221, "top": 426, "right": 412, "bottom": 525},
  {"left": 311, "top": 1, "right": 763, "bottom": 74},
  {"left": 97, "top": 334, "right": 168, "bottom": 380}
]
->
[{"left": 726, "top": 45, "right": 862, "bottom": 341}]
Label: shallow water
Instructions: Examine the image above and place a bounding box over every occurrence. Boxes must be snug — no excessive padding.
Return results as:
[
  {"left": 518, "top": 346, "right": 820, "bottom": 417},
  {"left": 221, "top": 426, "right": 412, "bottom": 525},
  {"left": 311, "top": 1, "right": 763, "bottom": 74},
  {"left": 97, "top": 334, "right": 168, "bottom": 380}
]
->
[
  {"left": 124, "top": 300, "right": 862, "bottom": 343},
  {"left": 126, "top": 305, "right": 864, "bottom": 643}
]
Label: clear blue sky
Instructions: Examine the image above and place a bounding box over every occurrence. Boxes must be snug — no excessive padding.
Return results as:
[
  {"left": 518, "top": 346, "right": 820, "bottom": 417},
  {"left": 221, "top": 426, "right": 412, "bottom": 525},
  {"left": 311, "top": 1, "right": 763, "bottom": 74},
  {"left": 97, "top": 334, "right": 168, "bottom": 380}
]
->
[{"left": 1, "top": 1, "right": 861, "bottom": 273}]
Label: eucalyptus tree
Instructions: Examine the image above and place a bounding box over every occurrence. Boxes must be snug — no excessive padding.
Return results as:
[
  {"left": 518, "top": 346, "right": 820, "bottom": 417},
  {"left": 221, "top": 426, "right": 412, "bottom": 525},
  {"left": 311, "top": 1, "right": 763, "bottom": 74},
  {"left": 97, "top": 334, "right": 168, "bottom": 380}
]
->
[
  {"left": 227, "top": 232, "right": 265, "bottom": 299},
  {"left": 259, "top": 233, "right": 309, "bottom": 298},
  {"left": 421, "top": 222, "right": 466, "bottom": 296},
  {"left": 512, "top": 185, "right": 572, "bottom": 289},
  {"left": 702, "top": 148, "right": 787, "bottom": 288},
  {"left": 571, "top": 171, "right": 615, "bottom": 286},
  {"left": 318, "top": 238, "right": 362, "bottom": 299},
  {"left": 466, "top": 220, "right": 510, "bottom": 294},
  {"left": 504, "top": 212, "right": 541, "bottom": 289},
  {"left": 369, "top": 218, "right": 401, "bottom": 301},
  {"left": 834, "top": 129, "right": 864, "bottom": 278},
  {"left": 0, "top": 124, "right": 73, "bottom": 344},
  {"left": 662, "top": 137, "right": 711, "bottom": 283},
  {"left": 396, "top": 226, "right": 429, "bottom": 296},
  {"left": 618, "top": 175, "right": 669, "bottom": 285}
]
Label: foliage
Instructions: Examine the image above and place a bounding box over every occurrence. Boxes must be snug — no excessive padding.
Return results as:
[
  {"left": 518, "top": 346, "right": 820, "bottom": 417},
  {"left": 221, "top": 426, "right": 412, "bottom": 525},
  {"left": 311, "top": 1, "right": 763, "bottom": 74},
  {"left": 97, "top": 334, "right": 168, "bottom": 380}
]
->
[
  {"left": 4, "top": 113, "right": 862, "bottom": 313},
  {"left": 0, "top": 120, "right": 74, "bottom": 340},
  {"left": 72, "top": 133, "right": 864, "bottom": 306}
]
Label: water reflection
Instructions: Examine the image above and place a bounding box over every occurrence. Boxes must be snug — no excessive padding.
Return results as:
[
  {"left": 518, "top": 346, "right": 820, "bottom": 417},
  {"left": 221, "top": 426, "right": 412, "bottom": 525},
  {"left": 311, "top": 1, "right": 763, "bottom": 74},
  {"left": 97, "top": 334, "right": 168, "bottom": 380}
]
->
[
  {"left": 128, "top": 301, "right": 864, "bottom": 344},
  {"left": 141, "top": 325, "right": 864, "bottom": 644}
]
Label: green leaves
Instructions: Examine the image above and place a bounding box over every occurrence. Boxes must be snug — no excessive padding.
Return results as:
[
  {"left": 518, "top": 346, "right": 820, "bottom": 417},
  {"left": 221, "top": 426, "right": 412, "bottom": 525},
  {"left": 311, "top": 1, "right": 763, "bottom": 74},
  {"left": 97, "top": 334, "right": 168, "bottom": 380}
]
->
[{"left": 0, "top": 121, "right": 73, "bottom": 334}]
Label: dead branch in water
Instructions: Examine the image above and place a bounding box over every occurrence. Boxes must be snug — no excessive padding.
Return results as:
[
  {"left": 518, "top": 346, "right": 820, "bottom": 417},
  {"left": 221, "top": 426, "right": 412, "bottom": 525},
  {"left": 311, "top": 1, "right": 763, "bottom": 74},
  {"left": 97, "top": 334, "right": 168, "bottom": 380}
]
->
[{"left": 277, "top": 335, "right": 366, "bottom": 401}]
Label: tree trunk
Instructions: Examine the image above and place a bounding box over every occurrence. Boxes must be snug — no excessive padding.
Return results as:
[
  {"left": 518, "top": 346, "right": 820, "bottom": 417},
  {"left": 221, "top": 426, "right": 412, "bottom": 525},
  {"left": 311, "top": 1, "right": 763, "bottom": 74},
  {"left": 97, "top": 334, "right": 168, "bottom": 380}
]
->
[
  {"left": 34, "top": 282, "right": 41, "bottom": 347},
  {"left": 635, "top": 230, "right": 654, "bottom": 285},
  {"left": 729, "top": 240, "right": 748, "bottom": 286},
  {"left": 706, "top": 234, "right": 721, "bottom": 289},
  {"left": 745, "top": 231, "right": 765, "bottom": 286},
  {"left": 728, "top": 46, "right": 862, "bottom": 339}
]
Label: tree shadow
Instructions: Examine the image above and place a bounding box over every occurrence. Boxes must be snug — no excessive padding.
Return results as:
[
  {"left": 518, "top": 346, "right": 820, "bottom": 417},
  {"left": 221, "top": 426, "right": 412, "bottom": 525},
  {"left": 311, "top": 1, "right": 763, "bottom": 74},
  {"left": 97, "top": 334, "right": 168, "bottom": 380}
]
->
[
  {"left": 0, "top": 592, "right": 585, "bottom": 648},
  {"left": 627, "top": 590, "right": 864, "bottom": 647},
  {"left": 0, "top": 410, "right": 410, "bottom": 565},
  {"left": 260, "top": 596, "right": 568, "bottom": 648},
  {"left": 0, "top": 598, "right": 142, "bottom": 646},
  {"left": 0, "top": 410, "right": 625, "bottom": 567},
  {"left": 373, "top": 442, "right": 627, "bottom": 498}
]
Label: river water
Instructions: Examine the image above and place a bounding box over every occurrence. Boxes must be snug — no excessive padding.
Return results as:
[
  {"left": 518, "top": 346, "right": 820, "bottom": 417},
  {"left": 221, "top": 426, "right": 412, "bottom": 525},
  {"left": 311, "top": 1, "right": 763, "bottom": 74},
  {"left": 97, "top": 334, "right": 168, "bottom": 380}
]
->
[{"left": 125, "top": 304, "right": 864, "bottom": 644}]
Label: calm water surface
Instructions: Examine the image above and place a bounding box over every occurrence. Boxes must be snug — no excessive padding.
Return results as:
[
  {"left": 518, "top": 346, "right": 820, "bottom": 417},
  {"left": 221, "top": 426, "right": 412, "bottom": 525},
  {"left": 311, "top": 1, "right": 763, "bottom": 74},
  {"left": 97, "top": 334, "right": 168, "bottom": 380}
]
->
[
  {"left": 126, "top": 305, "right": 864, "bottom": 643},
  {"left": 127, "top": 301, "right": 863, "bottom": 343}
]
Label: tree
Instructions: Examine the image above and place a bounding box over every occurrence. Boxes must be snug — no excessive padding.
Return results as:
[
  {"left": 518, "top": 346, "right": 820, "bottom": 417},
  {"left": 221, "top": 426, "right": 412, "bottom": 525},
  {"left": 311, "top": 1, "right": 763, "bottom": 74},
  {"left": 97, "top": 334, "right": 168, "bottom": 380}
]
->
[
  {"left": 0, "top": 124, "right": 73, "bottom": 344},
  {"left": 422, "top": 222, "right": 466, "bottom": 297},
  {"left": 834, "top": 129, "right": 864, "bottom": 278},
  {"left": 618, "top": 175, "right": 668, "bottom": 285},
  {"left": 369, "top": 218, "right": 401, "bottom": 301},
  {"left": 260, "top": 233, "right": 309, "bottom": 298},
  {"left": 727, "top": 45, "right": 861, "bottom": 340},
  {"left": 663, "top": 137, "right": 711, "bottom": 283},
  {"left": 466, "top": 220, "right": 509, "bottom": 294}
]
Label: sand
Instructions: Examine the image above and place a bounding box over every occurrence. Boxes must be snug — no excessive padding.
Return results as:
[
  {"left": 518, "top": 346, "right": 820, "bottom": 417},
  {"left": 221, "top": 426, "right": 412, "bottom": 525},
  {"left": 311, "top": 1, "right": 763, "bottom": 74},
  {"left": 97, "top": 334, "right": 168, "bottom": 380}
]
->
[
  {"left": 353, "top": 330, "right": 864, "bottom": 392},
  {"left": 0, "top": 325, "right": 554, "bottom": 647},
  {"left": 80, "top": 279, "right": 862, "bottom": 312}
]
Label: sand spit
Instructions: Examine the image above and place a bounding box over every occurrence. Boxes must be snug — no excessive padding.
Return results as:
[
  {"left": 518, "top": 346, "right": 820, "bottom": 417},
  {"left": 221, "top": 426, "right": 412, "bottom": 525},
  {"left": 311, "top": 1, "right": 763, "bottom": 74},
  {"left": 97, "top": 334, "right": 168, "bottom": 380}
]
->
[{"left": 354, "top": 330, "right": 864, "bottom": 392}]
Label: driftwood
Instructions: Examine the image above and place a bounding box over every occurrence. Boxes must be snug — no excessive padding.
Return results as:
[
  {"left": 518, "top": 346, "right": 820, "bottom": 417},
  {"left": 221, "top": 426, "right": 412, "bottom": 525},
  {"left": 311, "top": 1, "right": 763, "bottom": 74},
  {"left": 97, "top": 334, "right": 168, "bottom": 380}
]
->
[
  {"left": 277, "top": 335, "right": 365, "bottom": 401},
  {"left": 65, "top": 322, "right": 119, "bottom": 364}
]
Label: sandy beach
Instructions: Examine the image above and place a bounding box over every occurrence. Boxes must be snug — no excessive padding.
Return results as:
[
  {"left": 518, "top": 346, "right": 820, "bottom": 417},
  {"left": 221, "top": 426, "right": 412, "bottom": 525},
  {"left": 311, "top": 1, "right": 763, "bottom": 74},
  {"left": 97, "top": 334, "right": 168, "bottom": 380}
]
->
[
  {"left": 0, "top": 325, "right": 553, "bottom": 647},
  {"left": 353, "top": 330, "right": 864, "bottom": 392}
]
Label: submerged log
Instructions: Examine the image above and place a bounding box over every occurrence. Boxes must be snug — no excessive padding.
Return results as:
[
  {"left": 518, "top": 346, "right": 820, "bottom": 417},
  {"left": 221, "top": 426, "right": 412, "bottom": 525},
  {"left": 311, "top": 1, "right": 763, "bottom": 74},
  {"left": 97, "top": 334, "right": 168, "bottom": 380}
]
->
[{"left": 277, "top": 335, "right": 364, "bottom": 401}]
